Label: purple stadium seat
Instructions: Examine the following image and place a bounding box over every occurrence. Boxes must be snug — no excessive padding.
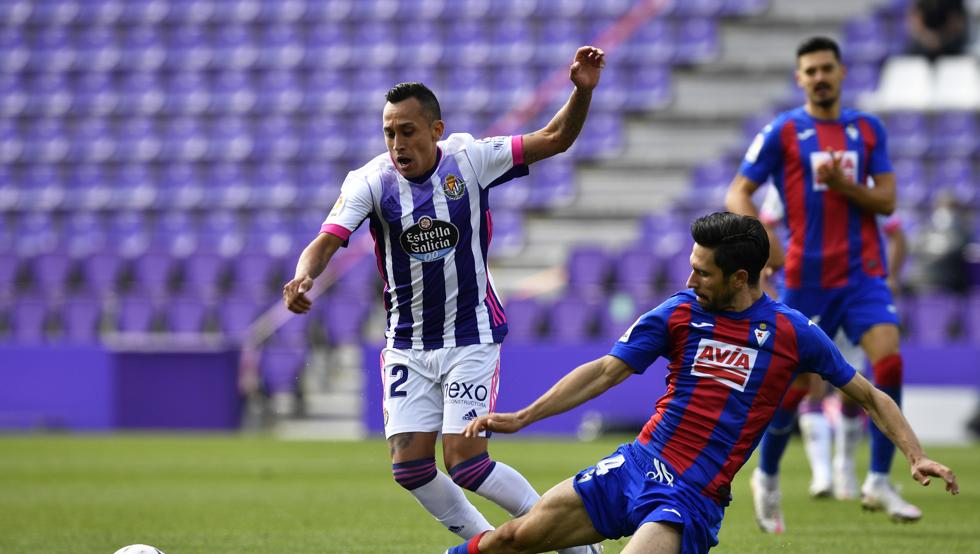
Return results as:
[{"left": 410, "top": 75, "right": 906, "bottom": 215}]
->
[
  {"left": 842, "top": 16, "right": 890, "bottom": 64},
  {"left": 566, "top": 246, "right": 611, "bottom": 298},
  {"left": 625, "top": 64, "right": 672, "bottom": 110},
  {"left": 166, "top": 296, "right": 210, "bottom": 333},
  {"left": 11, "top": 299, "right": 49, "bottom": 344},
  {"left": 67, "top": 117, "right": 114, "bottom": 164},
  {"left": 164, "top": 71, "right": 211, "bottom": 116},
  {"left": 487, "top": 209, "right": 524, "bottom": 256},
  {"left": 548, "top": 296, "right": 599, "bottom": 342},
  {"left": 164, "top": 26, "right": 212, "bottom": 71},
  {"left": 27, "top": 25, "right": 74, "bottom": 72},
  {"left": 115, "top": 295, "right": 160, "bottom": 333},
  {"left": 24, "top": 117, "right": 69, "bottom": 163},
  {"left": 250, "top": 161, "right": 300, "bottom": 209},
  {"left": 0, "top": 73, "right": 27, "bottom": 117},
  {"left": 207, "top": 116, "right": 253, "bottom": 162},
  {"left": 355, "top": 21, "right": 398, "bottom": 68},
  {"left": 909, "top": 293, "right": 962, "bottom": 345},
  {"left": 892, "top": 158, "right": 930, "bottom": 207},
  {"left": 252, "top": 116, "right": 301, "bottom": 162},
  {"left": 16, "top": 212, "right": 59, "bottom": 258},
  {"left": 886, "top": 113, "right": 929, "bottom": 159},
  {"left": 625, "top": 19, "right": 675, "bottom": 65},
  {"left": 964, "top": 291, "right": 980, "bottom": 344},
  {"left": 0, "top": 253, "right": 22, "bottom": 294},
  {"left": 304, "top": 22, "right": 354, "bottom": 70},
  {"left": 64, "top": 211, "right": 108, "bottom": 259},
  {"left": 720, "top": 0, "right": 769, "bottom": 16},
  {"left": 165, "top": 0, "right": 216, "bottom": 24},
  {"left": 0, "top": 2, "right": 31, "bottom": 26},
  {"left": 202, "top": 162, "right": 251, "bottom": 209},
  {"left": 74, "top": 25, "right": 120, "bottom": 72},
  {"left": 321, "top": 296, "right": 371, "bottom": 344},
  {"left": 932, "top": 158, "right": 977, "bottom": 207},
  {"left": 118, "top": 25, "right": 166, "bottom": 71},
  {"left": 212, "top": 24, "right": 258, "bottom": 71},
  {"left": 254, "top": 68, "right": 302, "bottom": 114},
  {"left": 574, "top": 111, "right": 624, "bottom": 160},
  {"left": 160, "top": 116, "right": 207, "bottom": 162},
  {"left": 113, "top": 117, "right": 161, "bottom": 163},
  {"left": 260, "top": 346, "right": 307, "bottom": 393},
  {"left": 30, "top": 253, "right": 74, "bottom": 292},
  {"left": 502, "top": 297, "right": 544, "bottom": 343},
  {"left": 930, "top": 112, "right": 978, "bottom": 158},
  {"left": 673, "top": 18, "right": 720, "bottom": 64},
  {"left": 211, "top": 70, "right": 257, "bottom": 115},
  {"left": 216, "top": 298, "right": 257, "bottom": 342},
  {"left": 115, "top": 72, "right": 164, "bottom": 115},
  {"left": 71, "top": 72, "right": 117, "bottom": 116},
  {"left": 62, "top": 297, "right": 103, "bottom": 344},
  {"left": 256, "top": 23, "right": 304, "bottom": 69},
  {"left": 119, "top": 0, "right": 167, "bottom": 24},
  {"left": 257, "top": 0, "right": 307, "bottom": 22},
  {"left": 80, "top": 251, "right": 123, "bottom": 295},
  {"left": 394, "top": 21, "right": 443, "bottom": 68},
  {"left": 130, "top": 252, "right": 176, "bottom": 297},
  {"left": 534, "top": 19, "right": 586, "bottom": 67},
  {"left": 613, "top": 247, "right": 661, "bottom": 299}
]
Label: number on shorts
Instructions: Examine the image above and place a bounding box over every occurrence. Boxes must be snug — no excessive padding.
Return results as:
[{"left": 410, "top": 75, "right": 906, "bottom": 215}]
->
[{"left": 389, "top": 365, "right": 408, "bottom": 398}]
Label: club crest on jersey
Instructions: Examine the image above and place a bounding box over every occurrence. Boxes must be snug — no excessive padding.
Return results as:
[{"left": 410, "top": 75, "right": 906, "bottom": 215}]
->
[
  {"left": 399, "top": 216, "right": 460, "bottom": 262},
  {"left": 846, "top": 124, "right": 859, "bottom": 141},
  {"left": 754, "top": 324, "right": 771, "bottom": 346},
  {"left": 691, "top": 338, "right": 759, "bottom": 392},
  {"left": 442, "top": 174, "right": 466, "bottom": 200}
]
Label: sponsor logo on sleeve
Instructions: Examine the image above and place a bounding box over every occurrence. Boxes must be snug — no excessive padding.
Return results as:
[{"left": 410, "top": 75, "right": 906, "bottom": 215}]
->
[
  {"left": 744, "top": 133, "right": 764, "bottom": 163},
  {"left": 329, "top": 194, "right": 345, "bottom": 217},
  {"left": 691, "top": 339, "right": 759, "bottom": 391}
]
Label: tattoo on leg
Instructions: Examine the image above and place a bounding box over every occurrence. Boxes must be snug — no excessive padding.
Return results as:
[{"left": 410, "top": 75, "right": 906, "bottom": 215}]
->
[{"left": 389, "top": 433, "right": 416, "bottom": 457}]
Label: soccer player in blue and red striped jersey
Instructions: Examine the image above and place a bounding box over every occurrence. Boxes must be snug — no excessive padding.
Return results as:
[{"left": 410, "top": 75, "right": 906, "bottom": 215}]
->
[
  {"left": 445, "top": 212, "right": 958, "bottom": 554},
  {"left": 726, "top": 36, "right": 919, "bottom": 531},
  {"left": 283, "top": 47, "right": 604, "bottom": 553}
]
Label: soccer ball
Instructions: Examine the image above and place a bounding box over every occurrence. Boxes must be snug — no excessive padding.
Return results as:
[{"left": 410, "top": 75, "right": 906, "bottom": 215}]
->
[{"left": 112, "top": 545, "right": 165, "bottom": 554}]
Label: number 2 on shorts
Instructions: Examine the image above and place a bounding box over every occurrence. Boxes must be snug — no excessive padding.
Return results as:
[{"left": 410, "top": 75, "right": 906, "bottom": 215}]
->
[{"left": 389, "top": 365, "right": 408, "bottom": 398}]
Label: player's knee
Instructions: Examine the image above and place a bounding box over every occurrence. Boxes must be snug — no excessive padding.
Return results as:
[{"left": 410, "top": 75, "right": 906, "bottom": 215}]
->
[
  {"left": 871, "top": 353, "right": 903, "bottom": 388},
  {"left": 493, "top": 518, "right": 539, "bottom": 551},
  {"left": 392, "top": 457, "right": 437, "bottom": 491},
  {"left": 448, "top": 452, "right": 496, "bottom": 492}
]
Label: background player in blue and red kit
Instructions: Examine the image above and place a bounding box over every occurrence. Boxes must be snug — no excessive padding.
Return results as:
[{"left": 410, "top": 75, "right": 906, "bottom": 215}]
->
[
  {"left": 725, "top": 36, "right": 919, "bottom": 531},
  {"left": 282, "top": 47, "right": 605, "bottom": 552},
  {"left": 445, "top": 212, "right": 957, "bottom": 554}
]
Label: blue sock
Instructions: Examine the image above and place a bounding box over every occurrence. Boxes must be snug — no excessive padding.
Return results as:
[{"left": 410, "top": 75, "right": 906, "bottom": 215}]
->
[
  {"left": 758, "top": 408, "right": 796, "bottom": 475},
  {"left": 869, "top": 384, "right": 901, "bottom": 474}
]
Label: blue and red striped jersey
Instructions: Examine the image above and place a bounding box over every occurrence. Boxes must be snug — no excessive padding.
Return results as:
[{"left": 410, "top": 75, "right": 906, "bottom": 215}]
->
[
  {"left": 738, "top": 107, "right": 893, "bottom": 289},
  {"left": 610, "top": 290, "right": 856, "bottom": 504}
]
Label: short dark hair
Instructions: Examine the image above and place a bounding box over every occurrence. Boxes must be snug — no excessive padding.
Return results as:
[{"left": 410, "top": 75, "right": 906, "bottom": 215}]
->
[
  {"left": 690, "top": 212, "right": 769, "bottom": 286},
  {"left": 385, "top": 82, "right": 442, "bottom": 123},
  {"left": 796, "top": 36, "right": 841, "bottom": 62}
]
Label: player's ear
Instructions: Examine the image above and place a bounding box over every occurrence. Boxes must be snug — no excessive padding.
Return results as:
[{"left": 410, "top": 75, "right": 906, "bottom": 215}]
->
[
  {"left": 732, "top": 268, "right": 749, "bottom": 289},
  {"left": 431, "top": 119, "right": 445, "bottom": 141}
]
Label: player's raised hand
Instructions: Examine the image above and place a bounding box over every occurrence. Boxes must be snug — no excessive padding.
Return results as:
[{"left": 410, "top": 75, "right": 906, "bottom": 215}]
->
[
  {"left": 569, "top": 46, "right": 605, "bottom": 91},
  {"left": 816, "top": 148, "right": 847, "bottom": 190},
  {"left": 462, "top": 412, "right": 524, "bottom": 437},
  {"left": 911, "top": 457, "right": 959, "bottom": 495},
  {"left": 282, "top": 275, "right": 315, "bottom": 313}
]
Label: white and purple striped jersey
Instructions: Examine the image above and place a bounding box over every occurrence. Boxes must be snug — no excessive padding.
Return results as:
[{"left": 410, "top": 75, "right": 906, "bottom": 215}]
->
[{"left": 320, "top": 133, "right": 529, "bottom": 350}]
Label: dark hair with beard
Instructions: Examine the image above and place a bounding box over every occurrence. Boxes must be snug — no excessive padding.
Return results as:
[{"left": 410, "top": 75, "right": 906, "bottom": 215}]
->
[
  {"left": 690, "top": 212, "right": 770, "bottom": 286},
  {"left": 796, "top": 36, "right": 841, "bottom": 62},
  {"left": 385, "top": 82, "right": 442, "bottom": 124}
]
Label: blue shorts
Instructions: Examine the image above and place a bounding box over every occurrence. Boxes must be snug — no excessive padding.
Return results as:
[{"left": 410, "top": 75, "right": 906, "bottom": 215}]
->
[
  {"left": 782, "top": 275, "right": 899, "bottom": 345},
  {"left": 572, "top": 442, "right": 724, "bottom": 554}
]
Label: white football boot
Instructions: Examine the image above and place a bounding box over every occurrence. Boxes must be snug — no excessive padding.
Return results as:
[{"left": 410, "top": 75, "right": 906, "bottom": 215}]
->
[
  {"left": 750, "top": 468, "right": 785, "bottom": 534},
  {"left": 861, "top": 474, "right": 922, "bottom": 522}
]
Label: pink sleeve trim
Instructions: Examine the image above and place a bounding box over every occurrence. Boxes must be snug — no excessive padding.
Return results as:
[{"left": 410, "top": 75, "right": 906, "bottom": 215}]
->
[
  {"left": 882, "top": 217, "right": 902, "bottom": 234},
  {"left": 320, "top": 223, "right": 352, "bottom": 240},
  {"left": 511, "top": 135, "right": 525, "bottom": 166}
]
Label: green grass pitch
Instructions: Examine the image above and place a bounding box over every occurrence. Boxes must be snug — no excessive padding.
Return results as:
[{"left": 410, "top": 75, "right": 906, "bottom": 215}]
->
[{"left": 1, "top": 435, "right": 976, "bottom": 553}]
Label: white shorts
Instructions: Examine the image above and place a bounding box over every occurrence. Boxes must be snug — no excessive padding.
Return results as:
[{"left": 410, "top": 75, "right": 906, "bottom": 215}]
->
[{"left": 380, "top": 343, "right": 501, "bottom": 439}]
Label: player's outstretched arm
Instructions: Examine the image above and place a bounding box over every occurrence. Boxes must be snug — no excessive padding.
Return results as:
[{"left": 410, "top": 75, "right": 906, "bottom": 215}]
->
[
  {"left": 462, "top": 355, "right": 634, "bottom": 437},
  {"left": 521, "top": 46, "right": 605, "bottom": 165},
  {"left": 840, "top": 372, "right": 959, "bottom": 494},
  {"left": 725, "top": 174, "right": 762, "bottom": 218},
  {"left": 282, "top": 233, "right": 344, "bottom": 314}
]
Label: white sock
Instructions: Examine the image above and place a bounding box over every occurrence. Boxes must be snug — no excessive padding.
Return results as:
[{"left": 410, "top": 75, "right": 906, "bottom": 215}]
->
[
  {"left": 409, "top": 471, "right": 492, "bottom": 539},
  {"left": 473, "top": 461, "right": 539, "bottom": 517},
  {"left": 799, "top": 412, "right": 832, "bottom": 485},
  {"left": 474, "top": 462, "right": 595, "bottom": 554},
  {"left": 834, "top": 414, "right": 863, "bottom": 473}
]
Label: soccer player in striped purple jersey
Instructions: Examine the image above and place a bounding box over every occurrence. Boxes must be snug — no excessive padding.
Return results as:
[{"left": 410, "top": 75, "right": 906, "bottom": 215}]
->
[
  {"left": 283, "top": 47, "right": 605, "bottom": 551},
  {"left": 726, "top": 36, "right": 920, "bottom": 531},
  {"left": 445, "top": 213, "right": 958, "bottom": 554}
]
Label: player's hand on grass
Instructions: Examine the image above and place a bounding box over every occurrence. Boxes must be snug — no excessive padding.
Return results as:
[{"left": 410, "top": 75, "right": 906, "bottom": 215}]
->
[
  {"left": 570, "top": 46, "right": 605, "bottom": 91},
  {"left": 463, "top": 412, "right": 524, "bottom": 437},
  {"left": 911, "top": 457, "right": 959, "bottom": 495},
  {"left": 282, "top": 276, "right": 314, "bottom": 314}
]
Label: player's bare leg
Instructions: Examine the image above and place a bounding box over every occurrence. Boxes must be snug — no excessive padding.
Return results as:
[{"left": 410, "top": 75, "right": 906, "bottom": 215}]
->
[
  {"left": 443, "top": 435, "right": 601, "bottom": 554},
  {"left": 389, "top": 431, "right": 493, "bottom": 539},
  {"left": 834, "top": 391, "right": 863, "bottom": 499},
  {"left": 858, "top": 324, "right": 922, "bottom": 522},
  {"left": 446, "top": 478, "right": 605, "bottom": 554},
  {"left": 622, "top": 522, "right": 681, "bottom": 554}
]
